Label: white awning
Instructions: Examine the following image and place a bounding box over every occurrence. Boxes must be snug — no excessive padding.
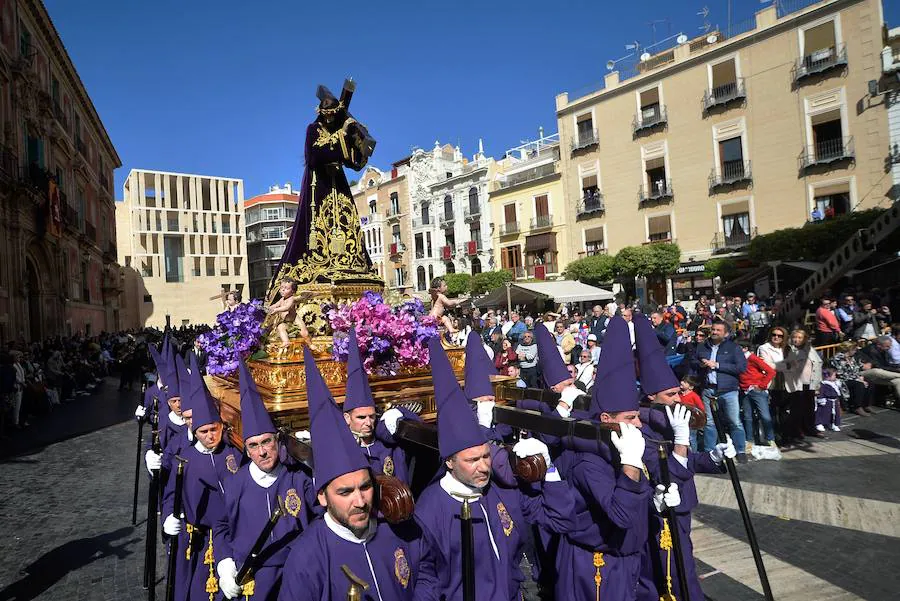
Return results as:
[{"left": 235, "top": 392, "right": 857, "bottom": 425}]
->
[{"left": 471, "top": 280, "right": 614, "bottom": 308}]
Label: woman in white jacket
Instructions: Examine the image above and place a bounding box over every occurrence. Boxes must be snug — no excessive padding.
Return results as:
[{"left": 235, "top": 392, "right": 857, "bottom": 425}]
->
[{"left": 782, "top": 329, "right": 823, "bottom": 443}]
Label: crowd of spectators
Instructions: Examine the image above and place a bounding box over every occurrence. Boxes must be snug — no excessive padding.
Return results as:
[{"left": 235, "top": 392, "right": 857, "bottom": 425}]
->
[
  {"left": 0, "top": 325, "right": 209, "bottom": 441},
  {"left": 442, "top": 286, "right": 900, "bottom": 462}
]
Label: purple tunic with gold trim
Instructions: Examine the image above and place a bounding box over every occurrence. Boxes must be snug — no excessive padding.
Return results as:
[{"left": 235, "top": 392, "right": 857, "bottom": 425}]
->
[
  {"left": 359, "top": 438, "right": 408, "bottom": 483},
  {"left": 163, "top": 441, "right": 242, "bottom": 601},
  {"left": 212, "top": 464, "right": 316, "bottom": 601},
  {"left": 278, "top": 517, "right": 424, "bottom": 601},
  {"left": 554, "top": 445, "right": 652, "bottom": 601},
  {"left": 414, "top": 478, "right": 575, "bottom": 601}
]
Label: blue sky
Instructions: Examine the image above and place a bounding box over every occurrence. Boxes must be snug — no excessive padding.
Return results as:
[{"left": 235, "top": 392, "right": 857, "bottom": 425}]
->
[{"left": 45, "top": 0, "right": 899, "bottom": 199}]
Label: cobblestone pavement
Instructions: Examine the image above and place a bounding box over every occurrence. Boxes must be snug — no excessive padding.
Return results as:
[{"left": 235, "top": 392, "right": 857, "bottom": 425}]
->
[{"left": 1, "top": 381, "right": 898, "bottom": 600}]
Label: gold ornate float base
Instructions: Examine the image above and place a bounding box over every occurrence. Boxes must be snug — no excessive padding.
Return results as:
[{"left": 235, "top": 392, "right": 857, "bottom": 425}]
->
[
  {"left": 210, "top": 337, "right": 476, "bottom": 445},
  {"left": 265, "top": 281, "right": 385, "bottom": 339}
]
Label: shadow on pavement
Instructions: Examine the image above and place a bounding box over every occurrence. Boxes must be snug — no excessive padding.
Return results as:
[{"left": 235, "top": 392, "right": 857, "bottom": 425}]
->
[
  {"left": 0, "top": 526, "right": 139, "bottom": 600},
  {"left": 848, "top": 428, "right": 900, "bottom": 450},
  {"left": 0, "top": 380, "right": 138, "bottom": 461}
]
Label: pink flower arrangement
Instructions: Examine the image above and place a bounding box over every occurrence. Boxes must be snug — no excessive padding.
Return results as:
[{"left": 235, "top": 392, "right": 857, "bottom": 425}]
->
[{"left": 326, "top": 291, "right": 439, "bottom": 376}]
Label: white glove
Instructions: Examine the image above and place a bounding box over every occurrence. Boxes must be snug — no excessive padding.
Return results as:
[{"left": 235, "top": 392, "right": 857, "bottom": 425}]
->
[
  {"left": 135, "top": 405, "right": 146, "bottom": 418},
  {"left": 816, "top": 398, "right": 827, "bottom": 406},
  {"left": 610, "top": 423, "right": 646, "bottom": 469},
  {"left": 380, "top": 408, "right": 404, "bottom": 435},
  {"left": 709, "top": 434, "right": 737, "bottom": 464},
  {"left": 145, "top": 450, "right": 162, "bottom": 474},
  {"left": 476, "top": 400, "right": 495, "bottom": 428},
  {"left": 163, "top": 514, "right": 182, "bottom": 536},
  {"left": 294, "top": 430, "right": 311, "bottom": 443},
  {"left": 559, "top": 386, "right": 581, "bottom": 410},
  {"left": 217, "top": 558, "right": 243, "bottom": 599},
  {"left": 555, "top": 403, "right": 571, "bottom": 419},
  {"left": 665, "top": 404, "right": 691, "bottom": 447},
  {"left": 511, "top": 437, "right": 551, "bottom": 469},
  {"left": 652, "top": 483, "right": 682, "bottom": 513}
]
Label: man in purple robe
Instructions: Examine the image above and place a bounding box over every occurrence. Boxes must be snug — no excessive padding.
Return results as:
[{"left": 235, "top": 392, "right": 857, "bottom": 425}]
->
[
  {"left": 161, "top": 354, "right": 243, "bottom": 601},
  {"left": 213, "top": 360, "right": 316, "bottom": 600},
  {"left": 553, "top": 316, "right": 652, "bottom": 601},
  {"left": 632, "top": 313, "right": 735, "bottom": 601},
  {"left": 278, "top": 347, "right": 425, "bottom": 601},
  {"left": 413, "top": 337, "right": 575, "bottom": 601},
  {"left": 341, "top": 329, "right": 410, "bottom": 483},
  {"left": 136, "top": 336, "right": 168, "bottom": 420},
  {"left": 145, "top": 346, "right": 189, "bottom": 481}
]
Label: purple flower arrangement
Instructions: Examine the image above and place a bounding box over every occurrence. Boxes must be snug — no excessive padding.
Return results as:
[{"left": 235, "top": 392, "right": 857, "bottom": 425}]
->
[
  {"left": 327, "top": 291, "right": 439, "bottom": 377},
  {"left": 197, "top": 300, "right": 267, "bottom": 376}
]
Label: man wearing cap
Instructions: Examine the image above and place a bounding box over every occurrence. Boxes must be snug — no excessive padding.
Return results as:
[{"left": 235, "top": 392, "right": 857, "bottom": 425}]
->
[
  {"left": 161, "top": 354, "right": 243, "bottom": 601},
  {"left": 212, "top": 360, "right": 316, "bottom": 600},
  {"left": 632, "top": 313, "right": 735, "bottom": 601},
  {"left": 279, "top": 348, "right": 425, "bottom": 601},
  {"left": 342, "top": 329, "right": 411, "bottom": 483},
  {"left": 414, "top": 337, "right": 575, "bottom": 601},
  {"left": 553, "top": 316, "right": 652, "bottom": 601}
]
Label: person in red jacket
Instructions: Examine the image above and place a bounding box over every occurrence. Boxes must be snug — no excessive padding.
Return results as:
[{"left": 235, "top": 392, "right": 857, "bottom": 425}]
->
[
  {"left": 678, "top": 374, "right": 704, "bottom": 450},
  {"left": 737, "top": 337, "right": 777, "bottom": 452},
  {"left": 815, "top": 297, "right": 842, "bottom": 346}
]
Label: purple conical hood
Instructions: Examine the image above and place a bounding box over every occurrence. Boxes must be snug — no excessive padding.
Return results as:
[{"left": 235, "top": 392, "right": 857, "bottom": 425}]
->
[
  {"left": 342, "top": 328, "right": 375, "bottom": 412},
  {"left": 430, "top": 337, "right": 487, "bottom": 459},
  {"left": 463, "top": 333, "right": 496, "bottom": 400},
  {"left": 535, "top": 324, "right": 569, "bottom": 388},
  {"left": 633, "top": 312, "right": 679, "bottom": 395},
  {"left": 238, "top": 359, "right": 276, "bottom": 440},
  {"left": 304, "top": 346, "right": 369, "bottom": 491},
  {"left": 591, "top": 316, "right": 640, "bottom": 414},
  {"left": 188, "top": 353, "right": 220, "bottom": 431},
  {"left": 172, "top": 353, "right": 190, "bottom": 410}
]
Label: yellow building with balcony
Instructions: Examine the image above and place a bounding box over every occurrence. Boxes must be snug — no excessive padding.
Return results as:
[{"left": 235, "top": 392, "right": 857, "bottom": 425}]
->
[{"left": 489, "top": 132, "right": 574, "bottom": 280}]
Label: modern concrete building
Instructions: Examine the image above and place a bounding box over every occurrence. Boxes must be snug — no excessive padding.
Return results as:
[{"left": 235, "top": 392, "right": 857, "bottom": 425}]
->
[
  {"left": 354, "top": 141, "right": 493, "bottom": 294},
  {"left": 488, "top": 132, "right": 571, "bottom": 281},
  {"left": 0, "top": 0, "right": 122, "bottom": 344},
  {"left": 244, "top": 183, "right": 299, "bottom": 301},
  {"left": 555, "top": 0, "right": 891, "bottom": 303},
  {"left": 116, "top": 169, "right": 247, "bottom": 328}
]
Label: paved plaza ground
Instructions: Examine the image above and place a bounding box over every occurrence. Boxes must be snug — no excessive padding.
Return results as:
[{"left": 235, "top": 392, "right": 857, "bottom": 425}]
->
[{"left": 0, "top": 379, "right": 898, "bottom": 600}]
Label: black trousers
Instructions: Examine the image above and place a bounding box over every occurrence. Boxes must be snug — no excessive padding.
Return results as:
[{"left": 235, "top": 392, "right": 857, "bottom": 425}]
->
[
  {"left": 785, "top": 390, "right": 816, "bottom": 439},
  {"left": 846, "top": 379, "right": 873, "bottom": 409}
]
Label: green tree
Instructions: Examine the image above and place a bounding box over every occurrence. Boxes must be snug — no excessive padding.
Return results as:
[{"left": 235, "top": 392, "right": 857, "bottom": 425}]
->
[
  {"left": 748, "top": 209, "right": 894, "bottom": 263},
  {"left": 443, "top": 273, "right": 472, "bottom": 298},
  {"left": 614, "top": 243, "right": 681, "bottom": 278},
  {"left": 704, "top": 257, "right": 738, "bottom": 281},
  {"left": 470, "top": 270, "right": 513, "bottom": 295},
  {"left": 564, "top": 254, "right": 617, "bottom": 286}
]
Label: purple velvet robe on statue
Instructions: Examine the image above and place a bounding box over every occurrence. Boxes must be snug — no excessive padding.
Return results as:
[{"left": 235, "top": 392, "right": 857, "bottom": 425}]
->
[
  {"left": 278, "top": 517, "right": 424, "bottom": 601},
  {"left": 162, "top": 442, "right": 242, "bottom": 601},
  {"left": 414, "top": 479, "right": 575, "bottom": 601},
  {"left": 212, "top": 464, "right": 316, "bottom": 601},
  {"left": 269, "top": 118, "right": 373, "bottom": 291}
]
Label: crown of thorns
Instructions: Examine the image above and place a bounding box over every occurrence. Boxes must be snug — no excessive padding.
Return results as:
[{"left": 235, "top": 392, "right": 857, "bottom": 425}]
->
[{"left": 316, "top": 101, "right": 345, "bottom": 115}]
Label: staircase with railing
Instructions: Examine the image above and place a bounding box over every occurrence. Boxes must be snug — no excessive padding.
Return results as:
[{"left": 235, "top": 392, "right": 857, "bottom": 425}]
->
[{"left": 776, "top": 204, "right": 900, "bottom": 325}]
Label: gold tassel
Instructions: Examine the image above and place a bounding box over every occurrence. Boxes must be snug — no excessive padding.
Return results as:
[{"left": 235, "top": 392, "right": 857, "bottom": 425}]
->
[
  {"left": 593, "top": 551, "right": 605, "bottom": 601},
  {"left": 205, "top": 536, "right": 218, "bottom": 601},
  {"left": 185, "top": 523, "right": 194, "bottom": 560},
  {"left": 658, "top": 520, "right": 677, "bottom": 601},
  {"left": 242, "top": 578, "right": 255, "bottom": 599}
]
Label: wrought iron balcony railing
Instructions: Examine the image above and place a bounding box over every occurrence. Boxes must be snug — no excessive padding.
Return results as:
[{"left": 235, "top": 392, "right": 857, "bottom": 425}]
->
[
  {"left": 499, "top": 221, "right": 520, "bottom": 236},
  {"left": 576, "top": 192, "right": 605, "bottom": 218},
  {"left": 571, "top": 129, "right": 599, "bottom": 152},
  {"left": 792, "top": 44, "right": 848, "bottom": 82},
  {"left": 708, "top": 160, "right": 752, "bottom": 190},
  {"left": 702, "top": 78, "right": 747, "bottom": 111},
  {"left": 638, "top": 180, "right": 674, "bottom": 204},
  {"left": 632, "top": 105, "right": 668, "bottom": 135},
  {"left": 798, "top": 136, "right": 854, "bottom": 170}
]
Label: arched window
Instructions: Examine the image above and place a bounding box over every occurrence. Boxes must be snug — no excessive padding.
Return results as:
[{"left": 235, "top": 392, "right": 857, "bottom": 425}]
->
[
  {"left": 471, "top": 257, "right": 482, "bottom": 275},
  {"left": 443, "top": 194, "right": 453, "bottom": 219},
  {"left": 428, "top": 264, "right": 434, "bottom": 283},
  {"left": 468, "top": 187, "right": 478, "bottom": 213},
  {"left": 417, "top": 265, "right": 427, "bottom": 291},
  {"left": 421, "top": 201, "right": 430, "bottom": 224},
  {"left": 445, "top": 262, "right": 455, "bottom": 274}
]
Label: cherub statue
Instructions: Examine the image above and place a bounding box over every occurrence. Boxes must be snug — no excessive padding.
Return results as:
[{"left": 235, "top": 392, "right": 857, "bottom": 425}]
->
[{"left": 265, "top": 278, "right": 312, "bottom": 348}]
